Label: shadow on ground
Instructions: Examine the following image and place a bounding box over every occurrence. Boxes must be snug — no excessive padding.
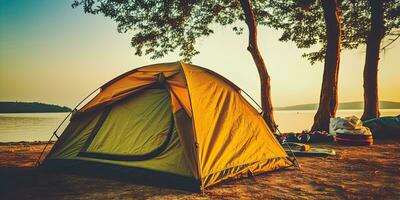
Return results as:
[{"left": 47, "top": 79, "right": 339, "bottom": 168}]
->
[{"left": 0, "top": 140, "right": 399, "bottom": 199}]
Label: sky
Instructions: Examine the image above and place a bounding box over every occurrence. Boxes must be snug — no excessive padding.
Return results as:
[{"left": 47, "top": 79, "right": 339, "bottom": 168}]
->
[{"left": 0, "top": 0, "right": 399, "bottom": 108}]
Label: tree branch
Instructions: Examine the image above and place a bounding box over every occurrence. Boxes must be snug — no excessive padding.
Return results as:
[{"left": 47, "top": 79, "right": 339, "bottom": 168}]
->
[{"left": 381, "top": 33, "right": 400, "bottom": 51}]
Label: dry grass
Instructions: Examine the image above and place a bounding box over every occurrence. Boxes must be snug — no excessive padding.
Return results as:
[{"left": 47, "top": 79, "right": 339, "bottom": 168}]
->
[{"left": 0, "top": 140, "right": 399, "bottom": 199}]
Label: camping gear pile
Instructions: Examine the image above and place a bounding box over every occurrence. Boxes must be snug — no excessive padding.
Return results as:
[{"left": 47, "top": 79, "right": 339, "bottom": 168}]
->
[
  {"left": 282, "top": 142, "right": 336, "bottom": 157},
  {"left": 41, "top": 62, "right": 294, "bottom": 191},
  {"left": 278, "top": 130, "right": 334, "bottom": 143},
  {"left": 330, "top": 116, "right": 373, "bottom": 146},
  {"left": 363, "top": 115, "right": 400, "bottom": 139},
  {"left": 276, "top": 131, "right": 336, "bottom": 157}
]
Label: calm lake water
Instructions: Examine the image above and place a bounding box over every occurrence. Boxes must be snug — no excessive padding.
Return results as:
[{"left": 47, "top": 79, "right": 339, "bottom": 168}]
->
[{"left": 0, "top": 110, "right": 399, "bottom": 142}]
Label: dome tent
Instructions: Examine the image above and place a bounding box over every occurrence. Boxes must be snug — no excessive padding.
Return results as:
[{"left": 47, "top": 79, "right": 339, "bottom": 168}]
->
[{"left": 42, "top": 61, "right": 293, "bottom": 190}]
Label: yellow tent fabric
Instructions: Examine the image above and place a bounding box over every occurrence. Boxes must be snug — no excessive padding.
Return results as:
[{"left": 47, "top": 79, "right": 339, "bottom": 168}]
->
[
  {"left": 44, "top": 61, "right": 292, "bottom": 190},
  {"left": 181, "top": 63, "right": 291, "bottom": 187}
]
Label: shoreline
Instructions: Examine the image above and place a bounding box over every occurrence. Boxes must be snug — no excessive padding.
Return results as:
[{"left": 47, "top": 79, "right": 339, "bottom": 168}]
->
[{"left": 0, "top": 141, "right": 55, "bottom": 146}]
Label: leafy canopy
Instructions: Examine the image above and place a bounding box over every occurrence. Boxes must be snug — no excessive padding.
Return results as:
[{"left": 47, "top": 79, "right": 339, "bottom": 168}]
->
[
  {"left": 262, "top": 0, "right": 400, "bottom": 64},
  {"left": 72, "top": 0, "right": 249, "bottom": 61},
  {"left": 340, "top": 0, "right": 400, "bottom": 51},
  {"left": 72, "top": 0, "right": 399, "bottom": 64}
]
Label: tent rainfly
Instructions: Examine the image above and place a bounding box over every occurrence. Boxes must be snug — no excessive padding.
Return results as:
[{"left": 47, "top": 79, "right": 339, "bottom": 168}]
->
[{"left": 42, "top": 61, "right": 293, "bottom": 190}]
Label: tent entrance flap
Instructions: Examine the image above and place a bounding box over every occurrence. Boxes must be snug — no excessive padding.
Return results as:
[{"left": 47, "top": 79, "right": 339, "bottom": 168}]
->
[{"left": 77, "top": 88, "right": 175, "bottom": 161}]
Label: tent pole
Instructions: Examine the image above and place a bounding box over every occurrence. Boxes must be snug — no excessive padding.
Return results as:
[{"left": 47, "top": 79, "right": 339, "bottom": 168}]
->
[
  {"left": 275, "top": 125, "right": 301, "bottom": 169},
  {"left": 240, "top": 89, "right": 300, "bottom": 168},
  {"left": 240, "top": 89, "right": 263, "bottom": 114},
  {"left": 35, "top": 88, "right": 100, "bottom": 166},
  {"left": 35, "top": 131, "right": 58, "bottom": 167}
]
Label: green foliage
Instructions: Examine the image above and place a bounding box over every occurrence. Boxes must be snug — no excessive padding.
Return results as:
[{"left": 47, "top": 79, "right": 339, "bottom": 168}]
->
[
  {"left": 72, "top": 0, "right": 399, "bottom": 64},
  {"left": 261, "top": 0, "right": 400, "bottom": 65},
  {"left": 256, "top": 0, "right": 326, "bottom": 64},
  {"left": 72, "top": 0, "right": 245, "bottom": 61},
  {"left": 341, "top": 0, "right": 400, "bottom": 51}
]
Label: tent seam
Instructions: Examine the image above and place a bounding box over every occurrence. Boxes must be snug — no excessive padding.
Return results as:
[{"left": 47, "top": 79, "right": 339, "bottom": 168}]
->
[{"left": 178, "top": 61, "right": 203, "bottom": 188}]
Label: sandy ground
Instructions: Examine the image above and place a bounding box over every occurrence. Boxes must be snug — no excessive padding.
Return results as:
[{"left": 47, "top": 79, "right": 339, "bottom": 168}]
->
[{"left": 0, "top": 140, "right": 399, "bottom": 200}]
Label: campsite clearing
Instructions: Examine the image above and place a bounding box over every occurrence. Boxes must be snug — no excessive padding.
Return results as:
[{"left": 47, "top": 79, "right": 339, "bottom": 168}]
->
[{"left": 0, "top": 140, "right": 399, "bottom": 199}]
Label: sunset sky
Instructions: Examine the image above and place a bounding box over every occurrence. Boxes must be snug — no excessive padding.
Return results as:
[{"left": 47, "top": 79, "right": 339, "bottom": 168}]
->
[{"left": 1, "top": 0, "right": 399, "bottom": 108}]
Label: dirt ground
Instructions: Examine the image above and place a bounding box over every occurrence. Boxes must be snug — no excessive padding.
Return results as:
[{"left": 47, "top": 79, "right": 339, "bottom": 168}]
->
[{"left": 0, "top": 140, "right": 399, "bottom": 200}]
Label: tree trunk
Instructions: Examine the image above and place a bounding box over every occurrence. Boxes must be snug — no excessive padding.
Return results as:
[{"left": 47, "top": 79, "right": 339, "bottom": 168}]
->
[
  {"left": 239, "top": 0, "right": 276, "bottom": 132},
  {"left": 311, "top": 0, "right": 341, "bottom": 132},
  {"left": 361, "top": 0, "right": 384, "bottom": 121}
]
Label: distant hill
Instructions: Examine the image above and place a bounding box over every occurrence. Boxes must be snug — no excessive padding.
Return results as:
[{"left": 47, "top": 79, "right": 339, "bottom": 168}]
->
[
  {"left": 276, "top": 101, "right": 400, "bottom": 111},
  {"left": 0, "top": 102, "right": 72, "bottom": 113}
]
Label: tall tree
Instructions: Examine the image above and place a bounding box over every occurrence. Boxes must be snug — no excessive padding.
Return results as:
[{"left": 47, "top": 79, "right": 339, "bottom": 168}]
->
[
  {"left": 362, "top": 0, "right": 384, "bottom": 120},
  {"left": 262, "top": 0, "right": 342, "bottom": 131},
  {"left": 262, "top": 0, "right": 399, "bottom": 129},
  {"left": 72, "top": 0, "right": 278, "bottom": 131},
  {"left": 312, "top": 0, "right": 342, "bottom": 131},
  {"left": 340, "top": 0, "right": 399, "bottom": 120},
  {"left": 239, "top": 0, "right": 276, "bottom": 132}
]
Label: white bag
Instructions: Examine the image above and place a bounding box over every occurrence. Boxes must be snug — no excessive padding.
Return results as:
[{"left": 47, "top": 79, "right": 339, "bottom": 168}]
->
[{"left": 329, "top": 116, "right": 372, "bottom": 136}]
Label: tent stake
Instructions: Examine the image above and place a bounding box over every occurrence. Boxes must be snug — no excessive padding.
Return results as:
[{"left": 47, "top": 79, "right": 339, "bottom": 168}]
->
[
  {"left": 35, "top": 131, "right": 58, "bottom": 166},
  {"left": 276, "top": 125, "right": 301, "bottom": 169}
]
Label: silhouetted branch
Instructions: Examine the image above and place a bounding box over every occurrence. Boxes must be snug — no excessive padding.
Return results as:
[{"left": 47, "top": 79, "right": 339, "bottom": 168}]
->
[{"left": 381, "top": 33, "right": 400, "bottom": 51}]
